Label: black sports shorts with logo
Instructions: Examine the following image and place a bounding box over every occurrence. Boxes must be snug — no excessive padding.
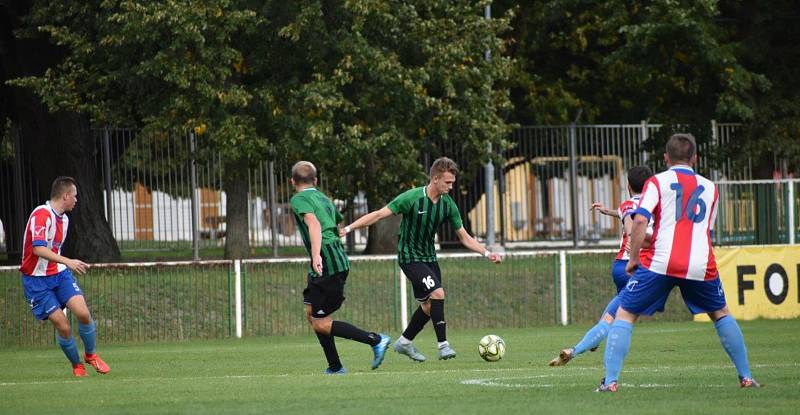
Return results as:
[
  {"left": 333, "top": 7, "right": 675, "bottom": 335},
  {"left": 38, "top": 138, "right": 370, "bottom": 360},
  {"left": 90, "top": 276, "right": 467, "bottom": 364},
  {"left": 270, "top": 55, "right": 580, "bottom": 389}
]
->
[
  {"left": 399, "top": 261, "right": 442, "bottom": 302},
  {"left": 303, "top": 271, "right": 348, "bottom": 318}
]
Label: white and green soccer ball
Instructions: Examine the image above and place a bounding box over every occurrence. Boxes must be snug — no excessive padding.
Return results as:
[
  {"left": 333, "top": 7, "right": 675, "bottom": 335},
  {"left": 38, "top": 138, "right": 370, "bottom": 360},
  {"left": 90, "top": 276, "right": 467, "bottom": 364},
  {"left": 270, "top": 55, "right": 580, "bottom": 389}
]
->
[{"left": 478, "top": 334, "right": 506, "bottom": 362}]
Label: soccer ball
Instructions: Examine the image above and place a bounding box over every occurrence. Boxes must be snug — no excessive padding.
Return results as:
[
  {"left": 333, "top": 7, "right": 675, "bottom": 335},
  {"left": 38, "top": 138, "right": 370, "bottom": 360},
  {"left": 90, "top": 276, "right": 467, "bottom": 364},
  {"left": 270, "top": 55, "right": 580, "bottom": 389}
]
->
[{"left": 477, "top": 334, "right": 506, "bottom": 362}]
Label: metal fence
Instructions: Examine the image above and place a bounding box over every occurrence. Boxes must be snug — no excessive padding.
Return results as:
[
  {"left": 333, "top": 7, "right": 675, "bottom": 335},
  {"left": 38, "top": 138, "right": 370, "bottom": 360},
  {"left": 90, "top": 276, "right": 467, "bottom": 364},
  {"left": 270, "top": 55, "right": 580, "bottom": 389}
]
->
[
  {"left": 0, "top": 250, "right": 692, "bottom": 346},
  {"left": 715, "top": 179, "right": 798, "bottom": 245},
  {"left": 2, "top": 121, "right": 795, "bottom": 259}
]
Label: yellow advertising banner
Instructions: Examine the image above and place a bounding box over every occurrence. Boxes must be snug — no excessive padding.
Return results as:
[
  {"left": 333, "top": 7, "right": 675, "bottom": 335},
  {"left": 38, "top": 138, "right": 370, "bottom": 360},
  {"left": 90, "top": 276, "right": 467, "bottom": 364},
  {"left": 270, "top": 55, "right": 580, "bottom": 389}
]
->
[{"left": 695, "top": 245, "right": 800, "bottom": 321}]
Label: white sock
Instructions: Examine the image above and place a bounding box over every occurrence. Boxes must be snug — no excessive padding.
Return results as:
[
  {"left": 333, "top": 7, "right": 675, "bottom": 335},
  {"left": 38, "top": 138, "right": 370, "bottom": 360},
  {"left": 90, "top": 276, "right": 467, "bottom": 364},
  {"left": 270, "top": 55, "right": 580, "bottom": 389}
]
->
[
  {"left": 438, "top": 341, "right": 449, "bottom": 349},
  {"left": 398, "top": 336, "right": 412, "bottom": 345}
]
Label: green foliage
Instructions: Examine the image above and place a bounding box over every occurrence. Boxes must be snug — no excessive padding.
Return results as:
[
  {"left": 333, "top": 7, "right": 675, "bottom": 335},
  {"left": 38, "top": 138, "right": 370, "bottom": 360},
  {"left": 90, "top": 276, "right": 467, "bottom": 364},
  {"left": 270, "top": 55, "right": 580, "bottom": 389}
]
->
[
  {"left": 249, "top": 0, "right": 514, "bottom": 204},
  {"left": 499, "top": 0, "right": 768, "bottom": 126},
  {"left": 720, "top": 0, "right": 800, "bottom": 174},
  {"left": 11, "top": 1, "right": 264, "bottom": 165},
  {"left": 10, "top": 0, "right": 514, "bottom": 204}
]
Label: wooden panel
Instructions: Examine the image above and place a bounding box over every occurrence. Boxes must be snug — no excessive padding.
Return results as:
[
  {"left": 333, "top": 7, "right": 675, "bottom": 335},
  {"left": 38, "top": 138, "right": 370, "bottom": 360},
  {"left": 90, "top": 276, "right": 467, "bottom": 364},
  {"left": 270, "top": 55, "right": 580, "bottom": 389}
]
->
[{"left": 133, "top": 182, "right": 153, "bottom": 240}]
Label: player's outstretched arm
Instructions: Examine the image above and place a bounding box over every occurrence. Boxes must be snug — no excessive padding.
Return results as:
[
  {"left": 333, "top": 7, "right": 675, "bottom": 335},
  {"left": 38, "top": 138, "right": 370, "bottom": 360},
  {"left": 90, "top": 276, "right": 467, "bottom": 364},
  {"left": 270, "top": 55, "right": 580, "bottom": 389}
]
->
[
  {"left": 590, "top": 202, "right": 618, "bottom": 218},
  {"left": 32, "top": 246, "right": 88, "bottom": 275},
  {"left": 303, "top": 213, "right": 324, "bottom": 275},
  {"left": 339, "top": 206, "right": 393, "bottom": 237},
  {"left": 455, "top": 228, "right": 502, "bottom": 263}
]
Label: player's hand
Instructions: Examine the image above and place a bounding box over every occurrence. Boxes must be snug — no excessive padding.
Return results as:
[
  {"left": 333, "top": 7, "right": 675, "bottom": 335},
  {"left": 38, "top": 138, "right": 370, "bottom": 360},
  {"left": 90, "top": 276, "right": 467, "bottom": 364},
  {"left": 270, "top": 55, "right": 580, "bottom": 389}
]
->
[
  {"left": 312, "top": 255, "right": 323, "bottom": 275},
  {"left": 338, "top": 227, "right": 347, "bottom": 238},
  {"left": 487, "top": 252, "right": 503, "bottom": 264},
  {"left": 66, "top": 259, "right": 89, "bottom": 275},
  {"left": 590, "top": 202, "right": 607, "bottom": 213},
  {"left": 625, "top": 260, "right": 638, "bottom": 276}
]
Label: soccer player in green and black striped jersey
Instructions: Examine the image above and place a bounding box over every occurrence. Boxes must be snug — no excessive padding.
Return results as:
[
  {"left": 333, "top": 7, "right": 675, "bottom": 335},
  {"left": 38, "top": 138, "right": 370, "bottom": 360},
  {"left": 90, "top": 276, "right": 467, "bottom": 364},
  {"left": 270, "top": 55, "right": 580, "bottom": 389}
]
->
[
  {"left": 290, "top": 161, "right": 390, "bottom": 374},
  {"left": 341, "top": 157, "right": 502, "bottom": 361}
]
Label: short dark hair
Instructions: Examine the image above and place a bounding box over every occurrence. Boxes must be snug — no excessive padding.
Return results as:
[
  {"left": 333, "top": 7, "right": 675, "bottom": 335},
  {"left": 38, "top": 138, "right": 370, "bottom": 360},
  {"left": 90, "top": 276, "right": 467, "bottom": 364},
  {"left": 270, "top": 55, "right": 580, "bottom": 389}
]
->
[
  {"left": 666, "top": 133, "right": 696, "bottom": 163},
  {"left": 627, "top": 165, "right": 653, "bottom": 193},
  {"left": 291, "top": 161, "right": 317, "bottom": 184},
  {"left": 50, "top": 176, "right": 77, "bottom": 199},
  {"left": 430, "top": 157, "right": 458, "bottom": 178}
]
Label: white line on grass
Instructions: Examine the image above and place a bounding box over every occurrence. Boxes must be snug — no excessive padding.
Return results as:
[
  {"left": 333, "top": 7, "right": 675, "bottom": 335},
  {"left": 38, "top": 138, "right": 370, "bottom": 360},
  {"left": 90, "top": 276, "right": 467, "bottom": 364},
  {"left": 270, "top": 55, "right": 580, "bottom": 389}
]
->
[
  {"left": 461, "top": 378, "right": 732, "bottom": 389},
  {"left": 1, "top": 362, "right": 796, "bottom": 387}
]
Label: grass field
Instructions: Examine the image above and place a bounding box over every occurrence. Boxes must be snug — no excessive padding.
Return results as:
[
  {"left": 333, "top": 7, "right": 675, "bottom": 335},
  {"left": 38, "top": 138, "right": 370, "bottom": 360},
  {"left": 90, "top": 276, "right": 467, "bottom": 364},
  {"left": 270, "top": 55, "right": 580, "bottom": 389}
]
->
[{"left": 2, "top": 319, "right": 798, "bottom": 414}]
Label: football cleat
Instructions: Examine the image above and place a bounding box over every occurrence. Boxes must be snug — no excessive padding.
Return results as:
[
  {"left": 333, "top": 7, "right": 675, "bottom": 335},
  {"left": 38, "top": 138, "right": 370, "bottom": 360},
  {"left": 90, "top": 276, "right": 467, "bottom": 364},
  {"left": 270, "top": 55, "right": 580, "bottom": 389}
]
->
[
  {"left": 72, "top": 363, "right": 88, "bottom": 377},
  {"left": 548, "top": 348, "right": 574, "bottom": 366},
  {"left": 393, "top": 339, "right": 426, "bottom": 362},
  {"left": 85, "top": 353, "right": 110, "bottom": 374},
  {"left": 594, "top": 378, "right": 618, "bottom": 392},
  {"left": 740, "top": 377, "right": 762, "bottom": 388},
  {"left": 371, "top": 334, "right": 391, "bottom": 370},
  {"left": 437, "top": 344, "right": 456, "bottom": 360},
  {"left": 323, "top": 366, "right": 348, "bottom": 375}
]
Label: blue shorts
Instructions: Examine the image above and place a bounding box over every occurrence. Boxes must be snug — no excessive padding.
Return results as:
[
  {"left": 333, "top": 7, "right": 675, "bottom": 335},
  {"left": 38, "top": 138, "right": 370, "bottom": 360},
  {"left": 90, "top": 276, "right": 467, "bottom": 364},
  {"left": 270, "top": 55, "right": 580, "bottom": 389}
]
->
[
  {"left": 611, "top": 260, "right": 629, "bottom": 293},
  {"left": 22, "top": 269, "right": 84, "bottom": 320},
  {"left": 602, "top": 295, "right": 622, "bottom": 318},
  {"left": 599, "top": 260, "right": 630, "bottom": 319},
  {"left": 618, "top": 268, "right": 726, "bottom": 316}
]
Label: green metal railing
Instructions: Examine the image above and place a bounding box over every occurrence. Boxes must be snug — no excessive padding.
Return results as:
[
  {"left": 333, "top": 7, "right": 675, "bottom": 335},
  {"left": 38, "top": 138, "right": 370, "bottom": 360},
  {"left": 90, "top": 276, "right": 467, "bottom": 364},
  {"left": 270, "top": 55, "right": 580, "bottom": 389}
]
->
[
  {"left": 715, "top": 180, "right": 799, "bottom": 246},
  {"left": 1, "top": 251, "right": 692, "bottom": 346}
]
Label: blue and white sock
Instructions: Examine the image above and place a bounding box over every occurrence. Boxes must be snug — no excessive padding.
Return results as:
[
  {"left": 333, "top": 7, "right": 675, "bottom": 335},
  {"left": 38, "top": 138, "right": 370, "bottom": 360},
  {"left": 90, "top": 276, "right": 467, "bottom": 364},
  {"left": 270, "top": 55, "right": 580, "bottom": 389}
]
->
[
  {"left": 714, "top": 315, "right": 752, "bottom": 379},
  {"left": 573, "top": 320, "right": 610, "bottom": 355},
  {"left": 78, "top": 320, "right": 97, "bottom": 355},
  {"left": 603, "top": 320, "right": 634, "bottom": 384},
  {"left": 57, "top": 335, "right": 81, "bottom": 365}
]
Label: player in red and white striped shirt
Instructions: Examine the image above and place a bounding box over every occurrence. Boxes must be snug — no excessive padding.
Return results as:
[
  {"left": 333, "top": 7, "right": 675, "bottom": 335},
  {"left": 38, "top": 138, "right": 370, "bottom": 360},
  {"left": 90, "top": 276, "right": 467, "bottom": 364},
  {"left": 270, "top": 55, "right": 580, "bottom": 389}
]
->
[
  {"left": 549, "top": 166, "right": 653, "bottom": 367},
  {"left": 20, "top": 176, "right": 110, "bottom": 377},
  {"left": 597, "top": 134, "right": 758, "bottom": 392}
]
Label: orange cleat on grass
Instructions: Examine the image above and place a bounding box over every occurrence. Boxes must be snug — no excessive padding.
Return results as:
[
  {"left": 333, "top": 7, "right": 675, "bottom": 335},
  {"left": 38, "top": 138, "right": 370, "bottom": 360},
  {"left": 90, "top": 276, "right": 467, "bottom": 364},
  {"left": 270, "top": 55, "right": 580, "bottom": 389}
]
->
[
  {"left": 85, "top": 353, "right": 110, "bottom": 374},
  {"left": 72, "top": 363, "right": 88, "bottom": 377}
]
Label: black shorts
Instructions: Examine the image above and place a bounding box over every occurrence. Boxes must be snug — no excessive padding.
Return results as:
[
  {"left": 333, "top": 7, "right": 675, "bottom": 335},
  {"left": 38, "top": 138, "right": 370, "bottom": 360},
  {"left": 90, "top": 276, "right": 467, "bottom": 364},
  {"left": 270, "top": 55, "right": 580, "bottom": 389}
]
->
[
  {"left": 400, "top": 262, "right": 442, "bottom": 302},
  {"left": 303, "top": 271, "right": 348, "bottom": 318}
]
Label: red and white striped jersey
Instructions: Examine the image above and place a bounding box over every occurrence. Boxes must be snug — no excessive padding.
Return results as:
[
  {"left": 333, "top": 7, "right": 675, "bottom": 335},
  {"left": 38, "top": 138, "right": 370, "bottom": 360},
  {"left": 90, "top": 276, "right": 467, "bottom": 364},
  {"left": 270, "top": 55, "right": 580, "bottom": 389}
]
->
[
  {"left": 634, "top": 166, "right": 719, "bottom": 280},
  {"left": 615, "top": 196, "right": 640, "bottom": 261},
  {"left": 19, "top": 202, "right": 69, "bottom": 276}
]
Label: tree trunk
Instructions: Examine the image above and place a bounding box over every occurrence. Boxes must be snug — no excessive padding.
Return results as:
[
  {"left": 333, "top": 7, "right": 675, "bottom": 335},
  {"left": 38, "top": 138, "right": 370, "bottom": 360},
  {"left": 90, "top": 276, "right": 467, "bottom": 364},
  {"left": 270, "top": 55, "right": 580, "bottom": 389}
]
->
[
  {"left": 223, "top": 158, "right": 250, "bottom": 259},
  {"left": 363, "top": 213, "right": 400, "bottom": 254},
  {"left": 1, "top": 3, "right": 120, "bottom": 263}
]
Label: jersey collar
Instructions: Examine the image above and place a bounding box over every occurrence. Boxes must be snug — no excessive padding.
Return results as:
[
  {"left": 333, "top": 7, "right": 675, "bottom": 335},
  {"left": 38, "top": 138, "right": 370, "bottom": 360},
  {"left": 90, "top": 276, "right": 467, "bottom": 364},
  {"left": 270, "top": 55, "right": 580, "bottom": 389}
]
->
[
  {"left": 46, "top": 201, "right": 65, "bottom": 219},
  {"left": 669, "top": 165, "right": 695, "bottom": 175},
  {"left": 423, "top": 185, "right": 441, "bottom": 204},
  {"left": 301, "top": 187, "right": 317, "bottom": 192}
]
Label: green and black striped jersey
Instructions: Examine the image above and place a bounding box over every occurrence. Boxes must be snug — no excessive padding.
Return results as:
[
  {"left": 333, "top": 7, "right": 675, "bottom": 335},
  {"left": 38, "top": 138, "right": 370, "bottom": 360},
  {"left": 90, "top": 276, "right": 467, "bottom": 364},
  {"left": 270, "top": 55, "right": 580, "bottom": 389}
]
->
[
  {"left": 290, "top": 188, "right": 350, "bottom": 277},
  {"left": 387, "top": 186, "right": 463, "bottom": 264}
]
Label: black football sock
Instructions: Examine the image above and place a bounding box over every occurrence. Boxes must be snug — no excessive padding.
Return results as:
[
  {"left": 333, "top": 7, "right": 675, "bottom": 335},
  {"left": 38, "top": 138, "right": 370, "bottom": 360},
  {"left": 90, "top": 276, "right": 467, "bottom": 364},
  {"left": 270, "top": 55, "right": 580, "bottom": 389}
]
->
[
  {"left": 429, "top": 299, "right": 447, "bottom": 343},
  {"left": 330, "top": 321, "right": 381, "bottom": 346},
  {"left": 402, "top": 306, "right": 431, "bottom": 341},
  {"left": 315, "top": 332, "right": 342, "bottom": 370}
]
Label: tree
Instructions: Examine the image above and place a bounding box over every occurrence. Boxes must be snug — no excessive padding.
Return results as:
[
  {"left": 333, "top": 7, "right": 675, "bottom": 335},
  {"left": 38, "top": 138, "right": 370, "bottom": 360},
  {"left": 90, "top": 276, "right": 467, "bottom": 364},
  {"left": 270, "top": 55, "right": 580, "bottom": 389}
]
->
[
  {"left": 255, "top": 0, "right": 514, "bottom": 252},
  {"left": 10, "top": 0, "right": 266, "bottom": 259},
  {"left": 9, "top": 0, "right": 514, "bottom": 256},
  {"left": 718, "top": 0, "right": 800, "bottom": 177},
  {"left": 1, "top": 0, "right": 119, "bottom": 263}
]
